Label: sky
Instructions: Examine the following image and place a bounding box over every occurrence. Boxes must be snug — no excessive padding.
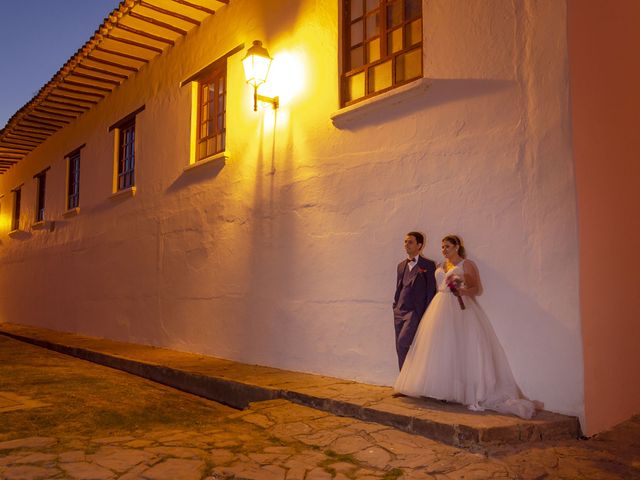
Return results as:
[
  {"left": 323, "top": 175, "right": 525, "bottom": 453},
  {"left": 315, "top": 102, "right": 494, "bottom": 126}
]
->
[{"left": 0, "top": 0, "right": 122, "bottom": 129}]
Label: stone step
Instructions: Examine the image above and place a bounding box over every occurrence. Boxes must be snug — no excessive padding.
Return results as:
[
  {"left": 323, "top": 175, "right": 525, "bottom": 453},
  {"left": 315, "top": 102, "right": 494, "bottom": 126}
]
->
[{"left": 0, "top": 323, "right": 579, "bottom": 448}]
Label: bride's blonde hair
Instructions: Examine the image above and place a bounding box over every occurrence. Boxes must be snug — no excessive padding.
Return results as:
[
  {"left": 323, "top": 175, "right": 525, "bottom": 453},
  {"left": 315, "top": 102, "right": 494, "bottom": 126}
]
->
[{"left": 442, "top": 234, "right": 466, "bottom": 258}]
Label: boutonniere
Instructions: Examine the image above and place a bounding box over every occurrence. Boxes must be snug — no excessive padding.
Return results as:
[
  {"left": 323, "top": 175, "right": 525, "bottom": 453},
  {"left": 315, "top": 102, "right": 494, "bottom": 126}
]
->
[{"left": 418, "top": 267, "right": 427, "bottom": 273}]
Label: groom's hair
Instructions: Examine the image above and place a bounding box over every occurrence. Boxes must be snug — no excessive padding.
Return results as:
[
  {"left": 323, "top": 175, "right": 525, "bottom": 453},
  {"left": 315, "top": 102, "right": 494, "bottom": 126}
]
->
[{"left": 407, "top": 231, "right": 424, "bottom": 247}]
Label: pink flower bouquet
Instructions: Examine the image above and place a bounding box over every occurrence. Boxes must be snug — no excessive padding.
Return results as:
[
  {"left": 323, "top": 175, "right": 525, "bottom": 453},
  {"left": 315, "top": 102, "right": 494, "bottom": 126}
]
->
[{"left": 446, "top": 275, "right": 466, "bottom": 310}]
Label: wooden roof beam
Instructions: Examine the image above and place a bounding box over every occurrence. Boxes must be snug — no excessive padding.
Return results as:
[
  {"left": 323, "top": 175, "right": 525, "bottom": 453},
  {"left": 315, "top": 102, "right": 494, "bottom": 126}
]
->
[
  {"left": 106, "top": 33, "right": 164, "bottom": 54},
  {"left": 56, "top": 86, "right": 106, "bottom": 99},
  {"left": 3, "top": 135, "right": 38, "bottom": 146},
  {"left": 0, "top": 150, "right": 24, "bottom": 155},
  {"left": 139, "top": 1, "right": 201, "bottom": 26},
  {"left": 170, "top": 0, "right": 217, "bottom": 15},
  {"left": 68, "top": 71, "right": 121, "bottom": 86},
  {"left": 76, "top": 63, "right": 130, "bottom": 80},
  {"left": 0, "top": 153, "right": 28, "bottom": 158},
  {"left": 0, "top": 142, "right": 32, "bottom": 151},
  {"left": 4, "top": 135, "right": 39, "bottom": 146},
  {"left": 2, "top": 135, "right": 38, "bottom": 146},
  {"left": 0, "top": 149, "right": 28, "bottom": 155},
  {"left": 24, "top": 114, "right": 68, "bottom": 126},
  {"left": 10, "top": 131, "right": 47, "bottom": 142},
  {"left": 34, "top": 108, "right": 78, "bottom": 120},
  {"left": 42, "top": 98, "right": 89, "bottom": 114},
  {"left": 128, "top": 11, "right": 188, "bottom": 35},
  {"left": 62, "top": 80, "right": 113, "bottom": 94},
  {"left": 95, "top": 46, "right": 150, "bottom": 64},
  {"left": 86, "top": 55, "right": 139, "bottom": 73},
  {"left": 14, "top": 126, "right": 52, "bottom": 135},
  {"left": 48, "top": 93, "right": 99, "bottom": 105},
  {"left": 113, "top": 24, "right": 174, "bottom": 46},
  {"left": 18, "top": 121, "right": 58, "bottom": 132}
]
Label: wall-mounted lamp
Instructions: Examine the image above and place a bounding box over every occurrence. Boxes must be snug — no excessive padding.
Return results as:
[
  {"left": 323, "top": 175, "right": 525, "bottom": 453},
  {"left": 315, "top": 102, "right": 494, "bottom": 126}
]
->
[{"left": 242, "top": 40, "right": 279, "bottom": 111}]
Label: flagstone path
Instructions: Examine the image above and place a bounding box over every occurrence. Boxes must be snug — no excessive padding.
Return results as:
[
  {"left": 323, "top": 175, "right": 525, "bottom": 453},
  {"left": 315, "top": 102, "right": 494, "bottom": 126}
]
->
[{"left": 0, "top": 332, "right": 638, "bottom": 479}]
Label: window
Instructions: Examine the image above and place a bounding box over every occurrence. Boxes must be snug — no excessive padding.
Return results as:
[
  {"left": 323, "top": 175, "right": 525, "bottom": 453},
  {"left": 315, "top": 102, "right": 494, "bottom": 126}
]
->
[
  {"left": 67, "top": 149, "right": 81, "bottom": 210},
  {"left": 181, "top": 46, "right": 239, "bottom": 168},
  {"left": 117, "top": 120, "right": 135, "bottom": 190},
  {"left": 197, "top": 66, "right": 226, "bottom": 160},
  {"left": 109, "top": 105, "right": 144, "bottom": 193},
  {"left": 35, "top": 172, "right": 46, "bottom": 222},
  {"left": 11, "top": 188, "right": 21, "bottom": 231},
  {"left": 341, "top": 0, "right": 423, "bottom": 106}
]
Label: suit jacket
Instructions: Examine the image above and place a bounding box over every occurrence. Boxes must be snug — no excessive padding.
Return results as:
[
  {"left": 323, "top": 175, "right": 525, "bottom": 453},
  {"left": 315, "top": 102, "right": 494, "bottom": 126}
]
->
[{"left": 393, "top": 255, "right": 437, "bottom": 322}]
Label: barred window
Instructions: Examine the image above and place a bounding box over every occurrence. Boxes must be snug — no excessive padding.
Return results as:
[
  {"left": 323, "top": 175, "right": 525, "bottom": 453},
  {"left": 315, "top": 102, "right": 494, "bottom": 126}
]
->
[
  {"left": 342, "top": 0, "right": 423, "bottom": 106},
  {"left": 109, "top": 105, "right": 143, "bottom": 193},
  {"left": 35, "top": 172, "right": 46, "bottom": 222},
  {"left": 118, "top": 120, "right": 135, "bottom": 191},
  {"left": 67, "top": 149, "right": 81, "bottom": 209}
]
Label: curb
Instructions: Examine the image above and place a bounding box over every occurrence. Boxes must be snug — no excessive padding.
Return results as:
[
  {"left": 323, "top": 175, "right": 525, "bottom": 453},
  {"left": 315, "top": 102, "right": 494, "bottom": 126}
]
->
[{"left": 0, "top": 329, "right": 580, "bottom": 448}]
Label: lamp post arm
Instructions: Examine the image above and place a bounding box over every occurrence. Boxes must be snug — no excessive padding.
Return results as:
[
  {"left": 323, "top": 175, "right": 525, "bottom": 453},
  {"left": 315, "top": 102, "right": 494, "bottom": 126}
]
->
[{"left": 257, "top": 94, "right": 279, "bottom": 110}]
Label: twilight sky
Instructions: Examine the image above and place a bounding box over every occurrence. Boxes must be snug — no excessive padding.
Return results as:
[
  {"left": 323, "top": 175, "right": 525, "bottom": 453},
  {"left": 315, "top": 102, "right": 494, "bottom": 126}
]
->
[{"left": 0, "top": 0, "right": 121, "bottom": 129}]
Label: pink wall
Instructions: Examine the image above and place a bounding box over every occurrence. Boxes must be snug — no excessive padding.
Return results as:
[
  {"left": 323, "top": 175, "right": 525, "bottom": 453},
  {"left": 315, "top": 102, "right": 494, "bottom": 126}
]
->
[{"left": 568, "top": 0, "right": 640, "bottom": 435}]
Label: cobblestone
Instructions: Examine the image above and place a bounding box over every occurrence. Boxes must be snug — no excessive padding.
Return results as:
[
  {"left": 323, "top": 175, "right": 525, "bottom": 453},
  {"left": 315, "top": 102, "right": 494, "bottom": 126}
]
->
[
  {"left": 141, "top": 458, "right": 205, "bottom": 480},
  {"left": 0, "top": 332, "right": 638, "bottom": 479}
]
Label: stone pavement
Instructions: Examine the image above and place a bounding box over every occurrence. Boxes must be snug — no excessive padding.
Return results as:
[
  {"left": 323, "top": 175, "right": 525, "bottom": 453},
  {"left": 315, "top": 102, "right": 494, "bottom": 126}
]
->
[
  {"left": 1, "top": 334, "right": 640, "bottom": 480},
  {"left": 0, "top": 323, "right": 577, "bottom": 448}
]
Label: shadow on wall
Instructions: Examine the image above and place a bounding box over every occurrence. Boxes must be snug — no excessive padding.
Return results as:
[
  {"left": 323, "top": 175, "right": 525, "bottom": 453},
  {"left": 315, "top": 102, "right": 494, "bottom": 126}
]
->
[
  {"left": 343, "top": 78, "right": 514, "bottom": 131},
  {"left": 238, "top": 107, "right": 300, "bottom": 363},
  {"left": 256, "top": 1, "right": 305, "bottom": 41},
  {"left": 166, "top": 157, "right": 226, "bottom": 193},
  {"left": 474, "top": 258, "right": 583, "bottom": 419},
  {"left": 6, "top": 231, "right": 32, "bottom": 241}
]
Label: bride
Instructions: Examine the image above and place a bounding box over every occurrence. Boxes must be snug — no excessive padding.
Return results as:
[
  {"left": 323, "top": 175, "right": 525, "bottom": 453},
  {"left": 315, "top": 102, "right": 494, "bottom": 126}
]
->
[{"left": 394, "top": 235, "right": 535, "bottom": 419}]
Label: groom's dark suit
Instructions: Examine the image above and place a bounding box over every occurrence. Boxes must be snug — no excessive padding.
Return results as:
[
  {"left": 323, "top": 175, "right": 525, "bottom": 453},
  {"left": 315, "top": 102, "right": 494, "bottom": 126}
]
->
[{"left": 393, "top": 256, "right": 436, "bottom": 369}]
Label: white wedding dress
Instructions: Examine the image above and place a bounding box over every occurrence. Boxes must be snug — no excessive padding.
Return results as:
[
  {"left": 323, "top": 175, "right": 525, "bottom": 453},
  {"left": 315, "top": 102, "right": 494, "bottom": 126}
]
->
[{"left": 394, "top": 260, "right": 535, "bottom": 419}]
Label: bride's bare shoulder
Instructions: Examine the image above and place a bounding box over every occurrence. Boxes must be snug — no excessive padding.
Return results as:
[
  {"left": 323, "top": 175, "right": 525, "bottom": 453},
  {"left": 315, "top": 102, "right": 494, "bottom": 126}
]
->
[{"left": 462, "top": 259, "right": 479, "bottom": 273}]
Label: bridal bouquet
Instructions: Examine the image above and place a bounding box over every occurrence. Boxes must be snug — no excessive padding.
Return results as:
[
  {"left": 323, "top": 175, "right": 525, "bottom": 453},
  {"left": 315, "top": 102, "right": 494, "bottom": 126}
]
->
[{"left": 446, "top": 275, "right": 466, "bottom": 310}]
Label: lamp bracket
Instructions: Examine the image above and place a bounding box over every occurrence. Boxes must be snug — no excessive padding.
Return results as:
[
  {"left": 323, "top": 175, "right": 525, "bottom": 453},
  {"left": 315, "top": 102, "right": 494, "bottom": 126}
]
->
[
  {"left": 253, "top": 87, "right": 279, "bottom": 111},
  {"left": 257, "top": 94, "right": 279, "bottom": 109}
]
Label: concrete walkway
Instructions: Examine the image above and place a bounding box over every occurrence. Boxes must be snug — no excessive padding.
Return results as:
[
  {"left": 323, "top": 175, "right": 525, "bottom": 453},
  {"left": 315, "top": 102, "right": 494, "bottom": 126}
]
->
[{"left": 0, "top": 323, "right": 577, "bottom": 448}]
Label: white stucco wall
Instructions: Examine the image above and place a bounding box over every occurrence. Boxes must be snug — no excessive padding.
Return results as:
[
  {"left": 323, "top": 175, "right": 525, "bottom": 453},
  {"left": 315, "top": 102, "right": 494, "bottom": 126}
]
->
[{"left": 0, "top": 0, "right": 584, "bottom": 420}]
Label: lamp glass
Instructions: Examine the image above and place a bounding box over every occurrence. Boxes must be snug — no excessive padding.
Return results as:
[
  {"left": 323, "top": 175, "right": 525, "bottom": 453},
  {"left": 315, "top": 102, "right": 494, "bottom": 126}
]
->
[{"left": 242, "top": 41, "right": 273, "bottom": 87}]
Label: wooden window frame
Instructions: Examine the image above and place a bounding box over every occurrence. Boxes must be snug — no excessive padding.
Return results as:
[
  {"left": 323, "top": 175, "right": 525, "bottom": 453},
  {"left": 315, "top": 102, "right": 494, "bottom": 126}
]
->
[
  {"left": 11, "top": 188, "right": 21, "bottom": 231},
  {"left": 181, "top": 45, "right": 242, "bottom": 168},
  {"left": 33, "top": 168, "right": 50, "bottom": 223},
  {"left": 196, "top": 66, "right": 227, "bottom": 161},
  {"left": 117, "top": 120, "right": 136, "bottom": 191},
  {"left": 65, "top": 146, "right": 83, "bottom": 210},
  {"left": 109, "top": 105, "right": 144, "bottom": 193},
  {"left": 341, "top": 0, "right": 423, "bottom": 107}
]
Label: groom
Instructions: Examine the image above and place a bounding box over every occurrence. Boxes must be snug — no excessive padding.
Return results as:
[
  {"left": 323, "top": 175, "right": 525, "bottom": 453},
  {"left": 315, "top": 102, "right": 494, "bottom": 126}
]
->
[{"left": 393, "top": 231, "right": 437, "bottom": 370}]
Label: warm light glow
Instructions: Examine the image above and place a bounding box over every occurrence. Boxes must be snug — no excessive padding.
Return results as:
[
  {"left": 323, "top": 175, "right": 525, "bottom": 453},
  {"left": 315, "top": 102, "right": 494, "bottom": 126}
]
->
[
  {"left": 242, "top": 40, "right": 273, "bottom": 87},
  {"left": 0, "top": 212, "right": 11, "bottom": 232},
  {"left": 259, "top": 50, "right": 306, "bottom": 107}
]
